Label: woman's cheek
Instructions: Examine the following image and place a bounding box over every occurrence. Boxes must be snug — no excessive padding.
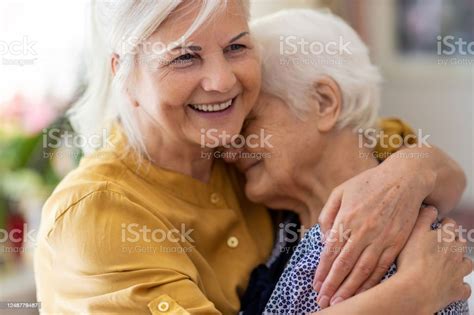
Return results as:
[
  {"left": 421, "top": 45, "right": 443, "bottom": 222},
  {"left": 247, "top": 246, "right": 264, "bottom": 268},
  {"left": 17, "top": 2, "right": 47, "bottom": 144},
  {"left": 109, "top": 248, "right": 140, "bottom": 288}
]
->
[
  {"left": 237, "top": 57, "right": 261, "bottom": 95},
  {"left": 156, "top": 71, "right": 201, "bottom": 107}
]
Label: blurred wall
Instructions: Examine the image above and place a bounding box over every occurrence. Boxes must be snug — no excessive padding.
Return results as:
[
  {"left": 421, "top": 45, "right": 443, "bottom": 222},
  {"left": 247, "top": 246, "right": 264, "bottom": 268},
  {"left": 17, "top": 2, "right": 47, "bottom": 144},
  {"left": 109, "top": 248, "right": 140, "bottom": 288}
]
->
[
  {"left": 365, "top": 0, "right": 474, "bottom": 209},
  {"left": 251, "top": 0, "right": 320, "bottom": 17}
]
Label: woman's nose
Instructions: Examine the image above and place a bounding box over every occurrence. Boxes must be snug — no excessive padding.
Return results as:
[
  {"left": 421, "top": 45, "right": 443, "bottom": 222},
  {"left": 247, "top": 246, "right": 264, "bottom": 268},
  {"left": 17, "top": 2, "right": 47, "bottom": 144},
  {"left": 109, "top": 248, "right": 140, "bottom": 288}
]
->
[{"left": 201, "top": 56, "right": 237, "bottom": 93}]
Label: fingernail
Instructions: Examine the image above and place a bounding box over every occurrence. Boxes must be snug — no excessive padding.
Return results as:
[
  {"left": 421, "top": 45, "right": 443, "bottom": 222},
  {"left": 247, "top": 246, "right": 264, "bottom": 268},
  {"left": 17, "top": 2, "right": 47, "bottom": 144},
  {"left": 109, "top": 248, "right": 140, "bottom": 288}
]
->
[
  {"left": 318, "top": 295, "right": 329, "bottom": 308},
  {"left": 313, "top": 281, "right": 322, "bottom": 292},
  {"left": 331, "top": 296, "right": 344, "bottom": 305},
  {"left": 427, "top": 206, "right": 438, "bottom": 215}
]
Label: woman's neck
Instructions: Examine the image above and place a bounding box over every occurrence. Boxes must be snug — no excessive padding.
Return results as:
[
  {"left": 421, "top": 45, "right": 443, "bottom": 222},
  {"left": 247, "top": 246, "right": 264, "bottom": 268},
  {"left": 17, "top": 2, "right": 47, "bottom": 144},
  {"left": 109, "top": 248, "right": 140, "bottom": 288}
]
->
[
  {"left": 141, "top": 125, "right": 215, "bottom": 183},
  {"left": 293, "top": 129, "right": 380, "bottom": 228}
]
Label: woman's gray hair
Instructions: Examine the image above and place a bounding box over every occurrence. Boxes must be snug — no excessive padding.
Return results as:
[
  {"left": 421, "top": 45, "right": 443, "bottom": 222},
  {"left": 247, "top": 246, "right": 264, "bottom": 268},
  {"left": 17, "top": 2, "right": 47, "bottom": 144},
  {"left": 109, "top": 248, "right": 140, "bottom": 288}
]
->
[
  {"left": 251, "top": 9, "right": 381, "bottom": 131},
  {"left": 68, "top": 0, "right": 250, "bottom": 155}
]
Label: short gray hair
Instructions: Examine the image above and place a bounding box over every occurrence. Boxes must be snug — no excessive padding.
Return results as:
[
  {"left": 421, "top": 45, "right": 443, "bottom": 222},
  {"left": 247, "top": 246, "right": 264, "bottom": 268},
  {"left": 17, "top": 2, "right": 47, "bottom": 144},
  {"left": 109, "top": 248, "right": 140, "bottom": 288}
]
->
[{"left": 251, "top": 9, "right": 381, "bottom": 130}]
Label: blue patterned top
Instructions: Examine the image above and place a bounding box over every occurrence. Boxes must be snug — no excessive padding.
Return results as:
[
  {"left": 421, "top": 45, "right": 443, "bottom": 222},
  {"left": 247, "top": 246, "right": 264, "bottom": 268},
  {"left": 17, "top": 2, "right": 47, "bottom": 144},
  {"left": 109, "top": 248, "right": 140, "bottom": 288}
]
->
[{"left": 264, "top": 223, "right": 469, "bottom": 315}]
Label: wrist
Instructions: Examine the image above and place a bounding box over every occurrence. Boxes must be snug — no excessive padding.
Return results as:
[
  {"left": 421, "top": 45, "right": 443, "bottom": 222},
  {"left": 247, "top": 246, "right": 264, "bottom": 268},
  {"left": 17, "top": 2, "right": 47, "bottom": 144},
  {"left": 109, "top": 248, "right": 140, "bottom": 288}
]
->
[
  {"left": 384, "top": 149, "right": 437, "bottom": 200},
  {"left": 390, "top": 272, "right": 434, "bottom": 314}
]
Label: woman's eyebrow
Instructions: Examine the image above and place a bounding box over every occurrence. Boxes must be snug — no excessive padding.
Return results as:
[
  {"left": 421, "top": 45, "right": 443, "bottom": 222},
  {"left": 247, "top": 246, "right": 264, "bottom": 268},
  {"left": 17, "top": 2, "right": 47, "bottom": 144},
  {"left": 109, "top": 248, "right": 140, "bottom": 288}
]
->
[
  {"left": 167, "top": 31, "right": 249, "bottom": 53},
  {"left": 170, "top": 44, "right": 202, "bottom": 52},
  {"left": 229, "top": 31, "right": 249, "bottom": 43}
]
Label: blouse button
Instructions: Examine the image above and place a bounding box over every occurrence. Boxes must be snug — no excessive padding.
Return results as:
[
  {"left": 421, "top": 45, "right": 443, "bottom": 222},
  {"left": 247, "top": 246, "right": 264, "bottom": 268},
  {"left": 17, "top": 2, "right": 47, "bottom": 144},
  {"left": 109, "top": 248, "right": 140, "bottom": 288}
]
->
[
  {"left": 157, "top": 301, "right": 170, "bottom": 312},
  {"left": 210, "top": 192, "right": 221, "bottom": 204},
  {"left": 227, "top": 236, "right": 239, "bottom": 248}
]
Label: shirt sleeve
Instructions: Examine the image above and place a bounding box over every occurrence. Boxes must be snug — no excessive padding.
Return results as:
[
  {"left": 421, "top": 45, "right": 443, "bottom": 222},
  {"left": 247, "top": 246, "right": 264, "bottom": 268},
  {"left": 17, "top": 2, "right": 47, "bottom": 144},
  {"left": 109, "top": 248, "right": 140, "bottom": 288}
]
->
[
  {"left": 374, "top": 118, "right": 417, "bottom": 161},
  {"left": 39, "top": 189, "right": 222, "bottom": 314}
]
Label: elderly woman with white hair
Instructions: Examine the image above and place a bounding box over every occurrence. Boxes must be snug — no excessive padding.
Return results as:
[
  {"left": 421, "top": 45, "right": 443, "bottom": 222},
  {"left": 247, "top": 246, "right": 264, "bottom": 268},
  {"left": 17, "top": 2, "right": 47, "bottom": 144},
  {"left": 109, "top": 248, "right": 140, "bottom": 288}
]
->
[
  {"left": 34, "top": 1, "right": 468, "bottom": 314},
  {"left": 234, "top": 9, "right": 471, "bottom": 314}
]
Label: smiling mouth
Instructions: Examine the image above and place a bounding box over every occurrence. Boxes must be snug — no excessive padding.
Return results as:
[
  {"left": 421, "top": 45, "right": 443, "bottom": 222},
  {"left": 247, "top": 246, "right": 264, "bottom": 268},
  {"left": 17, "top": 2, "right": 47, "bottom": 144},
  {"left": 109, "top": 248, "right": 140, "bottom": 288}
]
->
[{"left": 188, "top": 97, "right": 235, "bottom": 113}]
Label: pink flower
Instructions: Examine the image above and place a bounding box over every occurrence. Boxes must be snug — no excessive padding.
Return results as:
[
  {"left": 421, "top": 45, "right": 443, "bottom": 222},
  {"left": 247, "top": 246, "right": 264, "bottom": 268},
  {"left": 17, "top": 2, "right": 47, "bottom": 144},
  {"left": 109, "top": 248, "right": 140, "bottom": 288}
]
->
[{"left": 0, "top": 93, "right": 58, "bottom": 135}]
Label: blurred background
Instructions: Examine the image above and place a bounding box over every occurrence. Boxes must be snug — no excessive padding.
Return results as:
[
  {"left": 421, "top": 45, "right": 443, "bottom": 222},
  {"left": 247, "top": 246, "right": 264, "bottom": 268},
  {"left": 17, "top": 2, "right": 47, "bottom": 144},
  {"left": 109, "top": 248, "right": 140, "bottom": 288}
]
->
[{"left": 0, "top": 0, "right": 472, "bottom": 314}]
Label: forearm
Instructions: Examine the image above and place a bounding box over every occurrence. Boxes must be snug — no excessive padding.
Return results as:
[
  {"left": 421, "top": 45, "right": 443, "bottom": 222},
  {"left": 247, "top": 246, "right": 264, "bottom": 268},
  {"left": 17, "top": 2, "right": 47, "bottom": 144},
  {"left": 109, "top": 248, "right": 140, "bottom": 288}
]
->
[
  {"left": 384, "top": 145, "right": 466, "bottom": 216},
  {"left": 315, "top": 273, "right": 430, "bottom": 315}
]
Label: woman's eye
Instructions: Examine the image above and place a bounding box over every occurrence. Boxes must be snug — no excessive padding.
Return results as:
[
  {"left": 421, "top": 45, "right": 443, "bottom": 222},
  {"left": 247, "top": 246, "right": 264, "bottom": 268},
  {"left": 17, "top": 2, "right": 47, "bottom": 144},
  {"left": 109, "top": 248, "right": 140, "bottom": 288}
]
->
[
  {"left": 225, "top": 43, "right": 247, "bottom": 54},
  {"left": 170, "top": 53, "right": 197, "bottom": 67}
]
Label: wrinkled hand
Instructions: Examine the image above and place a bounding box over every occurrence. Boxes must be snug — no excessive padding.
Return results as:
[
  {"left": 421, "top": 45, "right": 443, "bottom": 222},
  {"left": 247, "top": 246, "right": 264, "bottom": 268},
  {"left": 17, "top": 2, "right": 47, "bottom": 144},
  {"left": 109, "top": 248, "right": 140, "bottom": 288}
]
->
[
  {"left": 313, "top": 164, "right": 430, "bottom": 308},
  {"left": 397, "top": 207, "right": 472, "bottom": 312}
]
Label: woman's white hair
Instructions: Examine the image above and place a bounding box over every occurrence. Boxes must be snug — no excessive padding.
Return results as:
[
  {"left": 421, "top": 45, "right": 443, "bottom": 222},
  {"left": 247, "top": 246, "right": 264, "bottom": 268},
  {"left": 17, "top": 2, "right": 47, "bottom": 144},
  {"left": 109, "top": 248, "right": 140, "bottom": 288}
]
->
[
  {"left": 69, "top": 0, "right": 250, "bottom": 155},
  {"left": 251, "top": 9, "right": 381, "bottom": 131}
]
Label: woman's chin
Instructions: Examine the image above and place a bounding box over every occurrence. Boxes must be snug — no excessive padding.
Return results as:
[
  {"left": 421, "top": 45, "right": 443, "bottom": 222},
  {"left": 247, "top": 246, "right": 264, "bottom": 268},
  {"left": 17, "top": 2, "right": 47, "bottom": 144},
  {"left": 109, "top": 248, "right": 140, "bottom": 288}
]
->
[{"left": 245, "top": 179, "right": 270, "bottom": 205}]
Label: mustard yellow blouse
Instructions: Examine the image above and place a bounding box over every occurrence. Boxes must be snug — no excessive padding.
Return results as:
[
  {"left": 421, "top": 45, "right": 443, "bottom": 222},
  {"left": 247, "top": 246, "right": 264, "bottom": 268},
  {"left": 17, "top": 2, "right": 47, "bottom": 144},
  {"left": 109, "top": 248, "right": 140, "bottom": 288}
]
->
[
  {"left": 34, "top": 118, "right": 413, "bottom": 314},
  {"left": 35, "top": 124, "right": 274, "bottom": 314}
]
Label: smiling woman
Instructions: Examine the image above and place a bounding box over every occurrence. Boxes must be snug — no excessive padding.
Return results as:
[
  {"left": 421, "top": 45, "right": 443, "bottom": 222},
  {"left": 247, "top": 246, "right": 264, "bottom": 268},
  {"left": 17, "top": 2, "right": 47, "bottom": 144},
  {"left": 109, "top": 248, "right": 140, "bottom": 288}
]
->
[{"left": 35, "top": 1, "right": 274, "bottom": 314}]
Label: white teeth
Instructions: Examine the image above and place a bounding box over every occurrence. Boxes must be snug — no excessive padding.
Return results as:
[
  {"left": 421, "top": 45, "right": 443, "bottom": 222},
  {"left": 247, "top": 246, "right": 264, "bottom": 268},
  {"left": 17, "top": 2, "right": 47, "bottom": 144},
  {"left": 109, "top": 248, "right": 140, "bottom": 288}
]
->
[{"left": 189, "top": 99, "right": 233, "bottom": 112}]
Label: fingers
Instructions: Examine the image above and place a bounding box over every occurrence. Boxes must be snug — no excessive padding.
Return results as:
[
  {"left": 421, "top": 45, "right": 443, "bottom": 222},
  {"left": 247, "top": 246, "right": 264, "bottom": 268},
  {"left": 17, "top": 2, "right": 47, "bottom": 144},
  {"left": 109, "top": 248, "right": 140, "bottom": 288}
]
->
[
  {"left": 356, "top": 246, "right": 398, "bottom": 294},
  {"left": 413, "top": 206, "right": 438, "bottom": 233},
  {"left": 461, "top": 283, "right": 472, "bottom": 301},
  {"left": 312, "top": 214, "right": 348, "bottom": 292},
  {"left": 462, "top": 257, "right": 473, "bottom": 277},
  {"left": 439, "top": 218, "right": 472, "bottom": 303},
  {"left": 313, "top": 226, "right": 347, "bottom": 292},
  {"left": 438, "top": 217, "right": 458, "bottom": 244},
  {"left": 318, "top": 188, "right": 343, "bottom": 236},
  {"left": 316, "top": 238, "right": 364, "bottom": 308},
  {"left": 440, "top": 217, "right": 458, "bottom": 231},
  {"left": 329, "top": 244, "right": 384, "bottom": 305}
]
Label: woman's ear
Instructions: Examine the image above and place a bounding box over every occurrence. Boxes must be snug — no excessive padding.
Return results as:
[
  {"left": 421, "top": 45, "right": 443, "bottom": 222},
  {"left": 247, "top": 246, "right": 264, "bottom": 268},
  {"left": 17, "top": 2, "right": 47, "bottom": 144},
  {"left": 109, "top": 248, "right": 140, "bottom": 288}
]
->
[
  {"left": 312, "top": 76, "right": 342, "bottom": 132},
  {"left": 111, "top": 53, "right": 139, "bottom": 108},
  {"left": 111, "top": 53, "right": 120, "bottom": 76}
]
